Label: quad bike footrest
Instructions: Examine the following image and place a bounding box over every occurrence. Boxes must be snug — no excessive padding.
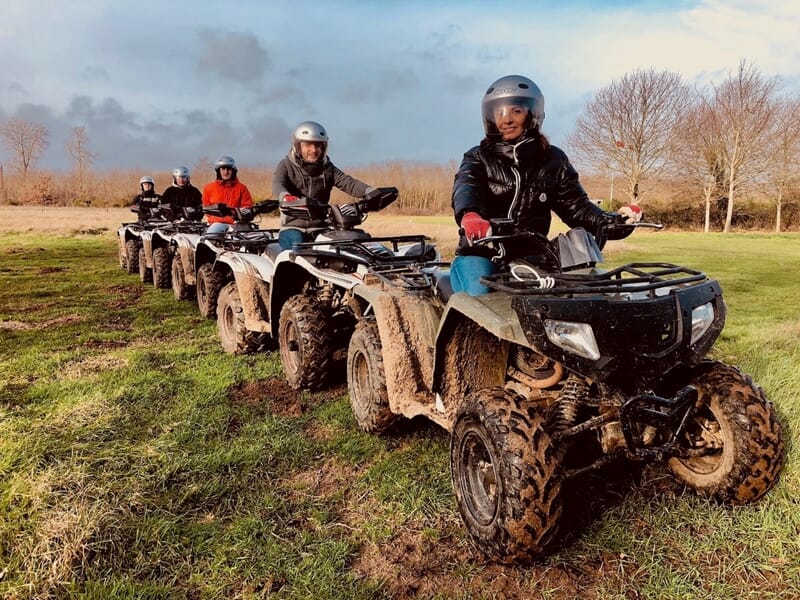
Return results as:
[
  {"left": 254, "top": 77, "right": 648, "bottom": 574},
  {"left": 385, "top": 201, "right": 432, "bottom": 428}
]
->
[{"left": 619, "top": 385, "right": 697, "bottom": 459}]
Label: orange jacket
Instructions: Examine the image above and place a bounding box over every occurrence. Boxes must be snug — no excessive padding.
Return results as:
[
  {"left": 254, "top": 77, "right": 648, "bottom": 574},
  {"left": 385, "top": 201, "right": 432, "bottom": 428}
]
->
[{"left": 202, "top": 178, "right": 253, "bottom": 224}]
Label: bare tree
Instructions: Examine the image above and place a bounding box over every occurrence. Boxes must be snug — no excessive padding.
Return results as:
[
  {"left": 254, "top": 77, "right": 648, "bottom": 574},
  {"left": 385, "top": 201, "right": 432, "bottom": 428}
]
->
[
  {"left": 66, "top": 125, "right": 97, "bottom": 195},
  {"left": 0, "top": 118, "right": 50, "bottom": 181},
  {"left": 703, "top": 60, "right": 778, "bottom": 233},
  {"left": 762, "top": 97, "right": 800, "bottom": 232},
  {"left": 567, "top": 68, "right": 694, "bottom": 205}
]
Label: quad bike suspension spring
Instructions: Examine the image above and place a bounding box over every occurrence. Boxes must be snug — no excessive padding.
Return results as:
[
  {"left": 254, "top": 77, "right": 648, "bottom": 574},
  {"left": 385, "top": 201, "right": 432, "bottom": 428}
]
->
[{"left": 547, "top": 376, "right": 589, "bottom": 434}]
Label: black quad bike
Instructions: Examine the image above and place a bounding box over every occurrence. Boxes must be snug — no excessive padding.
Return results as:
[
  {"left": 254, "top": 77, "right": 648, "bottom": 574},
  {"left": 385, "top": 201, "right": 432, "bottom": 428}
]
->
[{"left": 344, "top": 218, "right": 785, "bottom": 564}]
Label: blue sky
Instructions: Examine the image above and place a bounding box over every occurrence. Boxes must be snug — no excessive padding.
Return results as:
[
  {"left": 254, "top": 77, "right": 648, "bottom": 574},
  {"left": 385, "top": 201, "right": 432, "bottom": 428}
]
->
[{"left": 1, "top": 0, "right": 798, "bottom": 173}]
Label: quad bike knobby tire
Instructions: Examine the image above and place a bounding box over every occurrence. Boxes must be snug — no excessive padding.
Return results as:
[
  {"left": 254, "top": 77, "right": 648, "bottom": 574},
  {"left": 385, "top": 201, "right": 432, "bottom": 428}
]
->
[
  {"left": 125, "top": 239, "right": 139, "bottom": 275},
  {"left": 138, "top": 246, "right": 152, "bottom": 284},
  {"left": 668, "top": 361, "right": 784, "bottom": 504},
  {"left": 197, "top": 263, "right": 224, "bottom": 319},
  {"left": 171, "top": 253, "right": 194, "bottom": 301},
  {"left": 451, "top": 387, "right": 563, "bottom": 564},
  {"left": 152, "top": 247, "right": 171, "bottom": 289},
  {"left": 217, "top": 282, "right": 269, "bottom": 355},
  {"left": 347, "top": 319, "right": 402, "bottom": 433},
  {"left": 278, "top": 294, "right": 332, "bottom": 391},
  {"left": 118, "top": 238, "right": 127, "bottom": 269}
]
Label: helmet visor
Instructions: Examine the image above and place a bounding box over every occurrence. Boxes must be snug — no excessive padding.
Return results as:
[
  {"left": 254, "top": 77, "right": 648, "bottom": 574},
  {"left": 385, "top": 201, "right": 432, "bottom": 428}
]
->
[{"left": 483, "top": 96, "right": 536, "bottom": 139}]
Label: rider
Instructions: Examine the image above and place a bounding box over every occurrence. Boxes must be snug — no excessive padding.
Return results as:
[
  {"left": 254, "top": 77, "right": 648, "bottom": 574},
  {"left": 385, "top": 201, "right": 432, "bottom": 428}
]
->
[
  {"left": 202, "top": 155, "right": 253, "bottom": 225},
  {"left": 161, "top": 166, "right": 202, "bottom": 220},
  {"left": 451, "top": 74, "right": 641, "bottom": 295},
  {"left": 130, "top": 175, "right": 162, "bottom": 219},
  {"left": 272, "top": 121, "right": 376, "bottom": 249}
]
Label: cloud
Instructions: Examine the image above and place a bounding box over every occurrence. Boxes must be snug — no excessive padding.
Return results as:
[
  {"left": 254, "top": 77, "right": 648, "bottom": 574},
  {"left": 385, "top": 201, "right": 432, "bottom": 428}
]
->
[{"left": 197, "top": 30, "right": 271, "bottom": 86}]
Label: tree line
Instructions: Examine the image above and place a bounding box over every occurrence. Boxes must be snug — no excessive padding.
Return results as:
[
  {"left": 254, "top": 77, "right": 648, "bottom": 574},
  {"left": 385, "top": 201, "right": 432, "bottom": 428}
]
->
[{"left": 2, "top": 60, "right": 799, "bottom": 232}]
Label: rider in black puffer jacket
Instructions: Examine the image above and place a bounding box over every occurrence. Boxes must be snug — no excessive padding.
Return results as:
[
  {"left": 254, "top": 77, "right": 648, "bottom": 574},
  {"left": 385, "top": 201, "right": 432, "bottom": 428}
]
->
[{"left": 450, "top": 75, "right": 639, "bottom": 294}]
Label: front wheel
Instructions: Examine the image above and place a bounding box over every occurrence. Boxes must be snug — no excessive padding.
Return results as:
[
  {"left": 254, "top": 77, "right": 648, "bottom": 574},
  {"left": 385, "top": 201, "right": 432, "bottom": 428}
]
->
[
  {"left": 138, "top": 246, "right": 152, "bottom": 284},
  {"left": 668, "top": 361, "right": 784, "bottom": 504},
  {"left": 217, "top": 282, "right": 268, "bottom": 354},
  {"left": 152, "top": 247, "right": 171, "bottom": 289},
  {"left": 347, "top": 320, "right": 401, "bottom": 434},
  {"left": 278, "top": 294, "right": 332, "bottom": 391},
  {"left": 197, "top": 263, "right": 223, "bottom": 319},
  {"left": 125, "top": 239, "right": 139, "bottom": 275},
  {"left": 117, "top": 238, "right": 127, "bottom": 269},
  {"left": 171, "top": 253, "right": 194, "bottom": 301},
  {"left": 451, "top": 388, "right": 563, "bottom": 564}
]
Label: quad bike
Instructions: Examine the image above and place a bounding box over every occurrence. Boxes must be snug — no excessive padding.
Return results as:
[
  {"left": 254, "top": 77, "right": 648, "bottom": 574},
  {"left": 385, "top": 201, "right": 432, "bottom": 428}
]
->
[
  {"left": 143, "top": 206, "right": 207, "bottom": 290},
  {"left": 344, "top": 218, "right": 785, "bottom": 564},
  {"left": 207, "top": 187, "right": 437, "bottom": 389},
  {"left": 116, "top": 198, "right": 171, "bottom": 276},
  {"left": 192, "top": 200, "right": 281, "bottom": 319}
]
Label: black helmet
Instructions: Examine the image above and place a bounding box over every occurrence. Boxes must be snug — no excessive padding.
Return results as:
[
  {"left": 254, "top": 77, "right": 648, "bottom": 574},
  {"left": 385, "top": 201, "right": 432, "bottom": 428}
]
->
[
  {"left": 481, "top": 75, "right": 545, "bottom": 139},
  {"left": 214, "top": 155, "right": 237, "bottom": 179}
]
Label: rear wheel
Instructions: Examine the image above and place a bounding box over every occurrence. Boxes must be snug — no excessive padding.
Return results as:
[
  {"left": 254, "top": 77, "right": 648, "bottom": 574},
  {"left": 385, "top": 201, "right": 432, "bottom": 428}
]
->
[
  {"left": 125, "top": 240, "right": 139, "bottom": 275},
  {"left": 152, "top": 247, "right": 171, "bottom": 289},
  {"left": 171, "top": 253, "right": 194, "bottom": 301},
  {"left": 197, "top": 263, "right": 223, "bottom": 319},
  {"left": 451, "top": 387, "right": 563, "bottom": 564},
  {"left": 668, "top": 361, "right": 784, "bottom": 503},
  {"left": 138, "top": 247, "right": 152, "bottom": 283},
  {"left": 347, "top": 320, "right": 401, "bottom": 433},
  {"left": 217, "top": 282, "right": 268, "bottom": 354},
  {"left": 278, "top": 294, "right": 332, "bottom": 391}
]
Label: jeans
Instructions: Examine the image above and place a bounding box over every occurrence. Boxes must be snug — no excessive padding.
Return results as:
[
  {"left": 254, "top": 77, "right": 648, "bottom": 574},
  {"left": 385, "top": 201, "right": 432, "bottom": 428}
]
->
[
  {"left": 278, "top": 228, "right": 308, "bottom": 250},
  {"left": 450, "top": 255, "right": 498, "bottom": 296}
]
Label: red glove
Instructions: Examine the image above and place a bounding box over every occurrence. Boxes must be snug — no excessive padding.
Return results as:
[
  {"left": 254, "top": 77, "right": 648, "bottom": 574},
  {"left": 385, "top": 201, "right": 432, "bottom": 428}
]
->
[
  {"left": 618, "top": 204, "right": 642, "bottom": 224},
  {"left": 283, "top": 195, "right": 299, "bottom": 203},
  {"left": 461, "top": 211, "right": 492, "bottom": 242}
]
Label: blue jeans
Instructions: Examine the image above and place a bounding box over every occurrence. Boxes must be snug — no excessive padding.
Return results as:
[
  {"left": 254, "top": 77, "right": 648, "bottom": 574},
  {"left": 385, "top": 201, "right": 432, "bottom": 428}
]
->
[
  {"left": 278, "top": 228, "right": 309, "bottom": 250},
  {"left": 450, "top": 255, "right": 498, "bottom": 296}
]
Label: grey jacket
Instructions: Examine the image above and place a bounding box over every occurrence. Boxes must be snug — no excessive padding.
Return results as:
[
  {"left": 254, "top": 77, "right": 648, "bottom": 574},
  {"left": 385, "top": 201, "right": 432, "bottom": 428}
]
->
[{"left": 272, "top": 154, "right": 370, "bottom": 229}]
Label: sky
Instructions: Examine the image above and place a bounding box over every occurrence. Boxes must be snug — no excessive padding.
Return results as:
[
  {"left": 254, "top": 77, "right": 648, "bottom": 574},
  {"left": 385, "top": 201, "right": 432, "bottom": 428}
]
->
[{"left": 1, "top": 0, "right": 799, "bottom": 176}]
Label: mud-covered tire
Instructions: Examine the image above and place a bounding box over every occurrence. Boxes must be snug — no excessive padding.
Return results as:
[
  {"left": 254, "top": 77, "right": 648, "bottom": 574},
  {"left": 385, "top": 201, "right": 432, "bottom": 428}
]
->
[
  {"left": 278, "top": 294, "right": 332, "bottom": 391},
  {"left": 668, "top": 361, "right": 784, "bottom": 504},
  {"left": 152, "top": 247, "right": 171, "bottom": 289},
  {"left": 138, "top": 247, "right": 152, "bottom": 283},
  {"left": 171, "top": 253, "right": 194, "bottom": 301},
  {"left": 451, "top": 387, "right": 563, "bottom": 564},
  {"left": 217, "top": 282, "right": 269, "bottom": 355},
  {"left": 118, "top": 238, "right": 127, "bottom": 269},
  {"left": 197, "top": 263, "right": 223, "bottom": 319},
  {"left": 347, "top": 320, "right": 401, "bottom": 433},
  {"left": 125, "top": 239, "right": 139, "bottom": 275}
]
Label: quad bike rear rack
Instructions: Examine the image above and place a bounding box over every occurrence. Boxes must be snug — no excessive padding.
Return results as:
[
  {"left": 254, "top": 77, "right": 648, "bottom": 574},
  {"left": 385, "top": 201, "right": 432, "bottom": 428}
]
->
[
  {"left": 483, "top": 262, "right": 707, "bottom": 297},
  {"left": 203, "top": 229, "right": 280, "bottom": 252},
  {"left": 291, "top": 234, "right": 435, "bottom": 266}
]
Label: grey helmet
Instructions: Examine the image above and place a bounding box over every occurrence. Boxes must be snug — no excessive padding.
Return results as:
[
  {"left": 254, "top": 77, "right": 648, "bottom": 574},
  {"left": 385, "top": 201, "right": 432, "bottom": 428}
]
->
[
  {"left": 172, "top": 166, "right": 190, "bottom": 185},
  {"left": 481, "top": 75, "right": 545, "bottom": 139},
  {"left": 214, "top": 155, "right": 237, "bottom": 179},
  {"left": 139, "top": 175, "right": 155, "bottom": 191},
  {"left": 291, "top": 121, "right": 328, "bottom": 164}
]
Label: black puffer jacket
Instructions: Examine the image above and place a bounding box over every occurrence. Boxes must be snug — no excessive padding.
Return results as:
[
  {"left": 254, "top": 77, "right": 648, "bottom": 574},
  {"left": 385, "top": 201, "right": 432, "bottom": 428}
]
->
[
  {"left": 452, "top": 136, "right": 617, "bottom": 258},
  {"left": 272, "top": 154, "right": 370, "bottom": 230},
  {"left": 161, "top": 184, "right": 202, "bottom": 217}
]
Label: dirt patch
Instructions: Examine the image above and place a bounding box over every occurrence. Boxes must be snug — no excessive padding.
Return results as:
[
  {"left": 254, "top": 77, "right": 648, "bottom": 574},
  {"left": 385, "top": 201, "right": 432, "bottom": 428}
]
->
[
  {"left": 282, "top": 458, "right": 364, "bottom": 501},
  {"left": 0, "top": 314, "right": 83, "bottom": 330},
  {"left": 0, "top": 320, "right": 30, "bottom": 330},
  {"left": 36, "top": 266, "right": 66, "bottom": 275},
  {"left": 3, "top": 246, "right": 46, "bottom": 254},
  {"left": 102, "top": 284, "right": 146, "bottom": 311},
  {"left": 228, "top": 377, "right": 309, "bottom": 417}
]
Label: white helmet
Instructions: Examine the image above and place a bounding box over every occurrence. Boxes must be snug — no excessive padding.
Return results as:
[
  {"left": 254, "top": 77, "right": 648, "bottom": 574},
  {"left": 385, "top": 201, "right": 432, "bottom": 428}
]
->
[
  {"left": 172, "top": 166, "right": 190, "bottom": 184},
  {"left": 291, "top": 121, "right": 328, "bottom": 163},
  {"left": 214, "top": 155, "right": 237, "bottom": 179},
  {"left": 139, "top": 175, "right": 155, "bottom": 191},
  {"left": 481, "top": 75, "right": 545, "bottom": 139}
]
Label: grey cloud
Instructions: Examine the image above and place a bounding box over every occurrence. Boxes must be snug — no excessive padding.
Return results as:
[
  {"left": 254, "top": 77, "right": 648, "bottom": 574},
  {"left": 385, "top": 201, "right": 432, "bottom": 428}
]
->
[
  {"left": 81, "top": 66, "right": 110, "bottom": 83},
  {"left": 197, "top": 30, "right": 271, "bottom": 86}
]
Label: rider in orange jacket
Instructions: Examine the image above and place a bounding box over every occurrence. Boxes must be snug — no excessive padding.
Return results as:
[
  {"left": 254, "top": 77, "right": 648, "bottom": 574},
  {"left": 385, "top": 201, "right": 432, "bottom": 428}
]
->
[{"left": 201, "top": 155, "right": 253, "bottom": 224}]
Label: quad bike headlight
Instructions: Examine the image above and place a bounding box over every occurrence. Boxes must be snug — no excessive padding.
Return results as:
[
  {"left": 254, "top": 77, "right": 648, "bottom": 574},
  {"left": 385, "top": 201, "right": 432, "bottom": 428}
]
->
[
  {"left": 544, "top": 319, "right": 600, "bottom": 360},
  {"left": 690, "top": 302, "right": 715, "bottom": 345}
]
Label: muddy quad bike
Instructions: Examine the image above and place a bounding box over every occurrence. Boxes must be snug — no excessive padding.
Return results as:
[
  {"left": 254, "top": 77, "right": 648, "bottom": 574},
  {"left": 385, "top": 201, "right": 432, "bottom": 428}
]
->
[
  {"left": 264, "top": 187, "right": 438, "bottom": 390},
  {"left": 345, "top": 218, "right": 785, "bottom": 564},
  {"left": 193, "top": 200, "right": 280, "bottom": 320},
  {"left": 144, "top": 206, "right": 207, "bottom": 290},
  {"left": 116, "top": 198, "right": 170, "bottom": 276}
]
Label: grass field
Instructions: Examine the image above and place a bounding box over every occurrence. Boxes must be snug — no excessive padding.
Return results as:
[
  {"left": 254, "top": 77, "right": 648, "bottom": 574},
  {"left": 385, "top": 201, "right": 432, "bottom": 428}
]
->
[{"left": 0, "top": 209, "right": 798, "bottom": 599}]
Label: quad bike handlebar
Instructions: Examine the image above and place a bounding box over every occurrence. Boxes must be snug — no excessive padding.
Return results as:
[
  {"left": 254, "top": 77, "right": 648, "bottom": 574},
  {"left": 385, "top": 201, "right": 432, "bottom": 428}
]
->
[
  {"left": 202, "top": 199, "right": 279, "bottom": 224},
  {"left": 280, "top": 186, "right": 400, "bottom": 231}
]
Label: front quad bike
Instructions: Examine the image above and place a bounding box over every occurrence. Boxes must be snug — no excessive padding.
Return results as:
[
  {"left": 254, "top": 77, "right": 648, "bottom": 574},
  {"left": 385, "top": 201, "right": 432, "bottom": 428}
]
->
[
  {"left": 345, "top": 218, "right": 784, "bottom": 564},
  {"left": 272, "top": 187, "right": 439, "bottom": 390},
  {"left": 116, "top": 198, "right": 170, "bottom": 276}
]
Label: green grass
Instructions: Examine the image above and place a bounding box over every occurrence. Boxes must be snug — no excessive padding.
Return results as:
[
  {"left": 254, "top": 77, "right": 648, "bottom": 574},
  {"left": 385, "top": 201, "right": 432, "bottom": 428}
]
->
[{"left": 1, "top": 230, "right": 799, "bottom": 599}]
